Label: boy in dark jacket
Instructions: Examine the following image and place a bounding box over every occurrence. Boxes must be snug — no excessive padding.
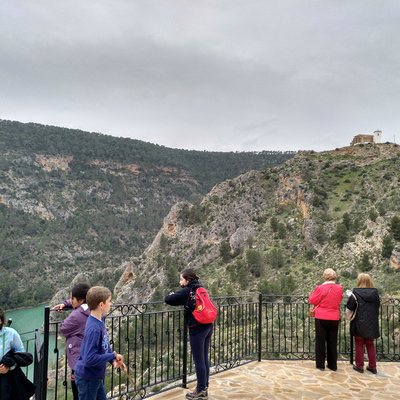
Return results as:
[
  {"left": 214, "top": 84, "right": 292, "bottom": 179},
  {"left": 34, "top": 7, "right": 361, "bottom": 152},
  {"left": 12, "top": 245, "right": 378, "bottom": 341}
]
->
[
  {"left": 74, "top": 287, "right": 125, "bottom": 400},
  {"left": 346, "top": 273, "right": 380, "bottom": 374}
]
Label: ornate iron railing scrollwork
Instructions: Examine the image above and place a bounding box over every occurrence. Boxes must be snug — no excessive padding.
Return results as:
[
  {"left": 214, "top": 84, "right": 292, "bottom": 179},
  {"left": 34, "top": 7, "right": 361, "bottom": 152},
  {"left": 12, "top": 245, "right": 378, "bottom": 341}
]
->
[
  {"left": 285, "top": 352, "right": 314, "bottom": 360},
  {"left": 214, "top": 358, "right": 241, "bottom": 372},
  {"left": 116, "top": 387, "right": 146, "bottom": 400},
  {"left": 108, "top": 303, "right": 149, "bottom": 317},
  {"left": 380, "top": 298, "right": 400, "bottom": 307},
  {"left": 40, "top": 295, "right": 400, "bottom": 400}
]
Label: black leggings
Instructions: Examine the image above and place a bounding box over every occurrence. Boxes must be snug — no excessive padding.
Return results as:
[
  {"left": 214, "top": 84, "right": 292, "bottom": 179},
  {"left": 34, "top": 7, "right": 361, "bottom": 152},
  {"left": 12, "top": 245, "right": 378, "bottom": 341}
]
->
[
  {"left": 71, "top": 370, "right": 78, "bottom": 400},
  {"left": 189, "top": 325, "right": 213, "bottom": 391}
]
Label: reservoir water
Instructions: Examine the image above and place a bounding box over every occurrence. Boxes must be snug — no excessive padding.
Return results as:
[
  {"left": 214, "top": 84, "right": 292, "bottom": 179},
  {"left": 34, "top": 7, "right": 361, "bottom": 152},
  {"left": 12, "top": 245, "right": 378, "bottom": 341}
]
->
[
  {"left": 4, "top": 304, "right": 50, "bottom": 383},
  {"left": 6, "top": 303, "right": 48, "bottom": 335},
  {"left": 5, "top": 304, "right": 63, "bottom": 383},
  {"left": 7, "top": 303, "right": 63, "bottom": 358}
]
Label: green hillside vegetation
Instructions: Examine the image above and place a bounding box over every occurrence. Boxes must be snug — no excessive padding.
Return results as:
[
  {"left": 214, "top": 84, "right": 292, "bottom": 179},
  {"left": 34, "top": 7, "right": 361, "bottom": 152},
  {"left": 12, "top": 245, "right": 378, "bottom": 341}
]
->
[
  {"left": 0, "top": 119, "right": 295, "bottom": 310},
  {"left": 0, "top": 120, "right": 295, "bottom": 193},
  {"left": 116, "top": 143, "right": 400, "bottom": 305}
]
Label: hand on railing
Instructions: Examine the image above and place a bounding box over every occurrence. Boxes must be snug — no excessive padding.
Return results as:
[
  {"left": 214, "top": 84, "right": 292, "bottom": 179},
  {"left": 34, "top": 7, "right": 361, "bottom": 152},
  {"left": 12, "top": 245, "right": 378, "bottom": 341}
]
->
[{"left": 53, "top": 303, "right": 66, "bottom": 313}]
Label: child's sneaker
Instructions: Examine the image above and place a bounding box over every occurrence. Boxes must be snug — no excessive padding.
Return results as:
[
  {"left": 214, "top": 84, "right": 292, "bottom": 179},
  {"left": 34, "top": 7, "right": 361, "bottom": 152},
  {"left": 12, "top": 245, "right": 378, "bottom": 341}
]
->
[{"left": 186, "top": 389, "right": 208, "bottom": 399}]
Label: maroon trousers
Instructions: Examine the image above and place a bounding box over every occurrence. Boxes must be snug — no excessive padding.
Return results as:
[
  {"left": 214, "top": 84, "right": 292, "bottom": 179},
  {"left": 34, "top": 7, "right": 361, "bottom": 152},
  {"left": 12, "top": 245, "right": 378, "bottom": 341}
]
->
[{"left": 354, "top": 334, "right": 377, "bottom": 369}]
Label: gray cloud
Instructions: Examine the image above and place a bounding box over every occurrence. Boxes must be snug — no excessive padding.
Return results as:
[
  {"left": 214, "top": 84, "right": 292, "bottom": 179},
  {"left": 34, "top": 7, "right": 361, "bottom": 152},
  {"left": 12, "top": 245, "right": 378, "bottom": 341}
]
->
[{"left": 1, "top": 0, "right": 399, "bottom": 152}]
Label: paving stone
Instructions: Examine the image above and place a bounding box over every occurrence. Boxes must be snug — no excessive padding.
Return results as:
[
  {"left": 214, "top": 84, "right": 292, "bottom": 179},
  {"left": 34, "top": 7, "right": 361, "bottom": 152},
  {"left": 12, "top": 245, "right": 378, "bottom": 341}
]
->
[{"left": 150, "top": 360, "right": 400, "bottom": 399}]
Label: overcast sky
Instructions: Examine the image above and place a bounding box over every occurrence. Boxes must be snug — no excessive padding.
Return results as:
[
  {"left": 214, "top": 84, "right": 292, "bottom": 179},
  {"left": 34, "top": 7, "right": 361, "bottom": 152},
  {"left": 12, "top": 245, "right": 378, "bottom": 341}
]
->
[{"left": 1, "top": 1, "right": 399, "bottom": 152}]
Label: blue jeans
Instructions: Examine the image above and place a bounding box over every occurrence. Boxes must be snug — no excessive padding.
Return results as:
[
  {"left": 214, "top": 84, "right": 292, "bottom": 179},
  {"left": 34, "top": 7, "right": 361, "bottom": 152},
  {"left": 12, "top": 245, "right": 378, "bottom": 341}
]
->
[
  {"left": 189, "top": 325, "right": 213, "bottom": 392},
  {"left": 75, "top": 375, "right": 107, "bottom": 400}
]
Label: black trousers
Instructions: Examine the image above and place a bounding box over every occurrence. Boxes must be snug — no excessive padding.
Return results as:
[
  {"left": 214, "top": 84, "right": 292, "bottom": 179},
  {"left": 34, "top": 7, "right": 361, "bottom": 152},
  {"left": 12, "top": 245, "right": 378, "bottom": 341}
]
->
[{"left": 315, "top": 318, "right": 339, "bottom": 370}]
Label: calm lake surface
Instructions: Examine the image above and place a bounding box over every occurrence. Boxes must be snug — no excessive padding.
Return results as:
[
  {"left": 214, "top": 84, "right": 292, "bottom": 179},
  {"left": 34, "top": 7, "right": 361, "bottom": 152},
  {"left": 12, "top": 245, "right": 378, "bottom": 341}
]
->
[
  {"left": 6, "top": 303, "right": 62, "bottom": 363},
  {"left": 5, "top": 304, "right": 50, "bottom": 382},
  {"left": 7, "top": 303, "right": 48, "bottom": 335}
]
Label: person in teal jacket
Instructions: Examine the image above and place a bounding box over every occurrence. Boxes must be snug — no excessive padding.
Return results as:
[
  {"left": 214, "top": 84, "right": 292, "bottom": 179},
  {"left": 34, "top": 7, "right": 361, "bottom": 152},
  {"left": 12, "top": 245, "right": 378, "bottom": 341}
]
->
[{"left": 0, "top": 307, "right": 36, "bottom": 400}]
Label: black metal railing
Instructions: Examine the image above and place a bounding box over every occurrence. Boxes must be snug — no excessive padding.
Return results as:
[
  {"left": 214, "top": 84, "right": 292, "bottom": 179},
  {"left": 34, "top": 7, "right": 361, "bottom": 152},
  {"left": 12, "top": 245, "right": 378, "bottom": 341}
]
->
[
  {"left": 35, "top": 294, "right": 400, "bottom": 400},
  {"left": 17, "top": 329, "right": 36, "bottom": 379}
]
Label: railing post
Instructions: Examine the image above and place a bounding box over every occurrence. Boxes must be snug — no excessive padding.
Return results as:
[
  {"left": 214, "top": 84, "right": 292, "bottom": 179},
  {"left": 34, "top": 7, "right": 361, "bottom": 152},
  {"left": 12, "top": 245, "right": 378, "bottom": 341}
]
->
[
  {"left": 258, "top": 293, "right": 262, "bottom": 362},
  {"left": 42, "top": 306, "right": 50, "bottom": 400},
  {"left": 350, "top": 333, "right": 354, "bottom": 365},
  {"left": 33, "top": 329, "right": 41, "bottom": 400},
  {"left": 182, "top": 318, "right": 188, "bottom": 388}
]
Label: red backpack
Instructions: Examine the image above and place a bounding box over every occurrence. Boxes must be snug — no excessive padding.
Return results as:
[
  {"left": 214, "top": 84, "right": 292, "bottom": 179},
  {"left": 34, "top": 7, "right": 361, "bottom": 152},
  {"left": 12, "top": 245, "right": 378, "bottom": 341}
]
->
[{"left": 186, "top": 287, "right": 217, "bottom": 324}]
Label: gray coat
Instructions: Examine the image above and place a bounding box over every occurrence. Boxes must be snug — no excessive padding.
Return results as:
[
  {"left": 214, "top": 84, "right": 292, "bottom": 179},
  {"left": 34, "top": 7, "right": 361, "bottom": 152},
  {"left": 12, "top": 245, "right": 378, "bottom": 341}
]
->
[{"left": 346, "top": 287, "right": 380, "bottom": 339}]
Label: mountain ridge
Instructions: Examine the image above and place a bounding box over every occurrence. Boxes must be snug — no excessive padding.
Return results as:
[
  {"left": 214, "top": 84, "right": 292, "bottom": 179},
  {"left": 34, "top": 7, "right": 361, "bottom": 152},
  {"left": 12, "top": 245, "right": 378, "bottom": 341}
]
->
[
  {"left": 113, "top": 142, "right": 400, "bottom": 305},
  {"left": 0, "top": 119, "right": 294, "bottom": 310}
]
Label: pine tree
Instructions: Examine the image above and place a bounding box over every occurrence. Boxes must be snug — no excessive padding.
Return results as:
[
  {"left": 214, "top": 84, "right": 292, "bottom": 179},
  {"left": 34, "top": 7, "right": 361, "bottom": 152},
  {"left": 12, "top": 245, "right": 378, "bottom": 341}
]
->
[
  {"left": 219, "top": 242, "right": 232, "bottom": 262},
  {"left": 382, "top": 235, "right": 394, "bottom": 258},
  {"left": 334, "top": 223, "right": 348, "bottom": 248},
  {"left": 360, "top": 253, "right": 372, "bottom": 271},
  {"left": 391, "top": 216, "right": 400, "bottom": 241},
  {"left": 270, "top": 217, "right": 278, "bottom": 232}
]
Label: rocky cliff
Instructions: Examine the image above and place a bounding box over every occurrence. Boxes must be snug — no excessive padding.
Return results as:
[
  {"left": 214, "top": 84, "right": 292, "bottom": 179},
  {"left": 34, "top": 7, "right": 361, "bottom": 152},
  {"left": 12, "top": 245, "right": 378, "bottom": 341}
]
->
[
  {"left": 114, "top": 143, "right": 400, "bottom": 304},
  {"left": 0, "top": 119, "right": 294, "bottom": 310}
]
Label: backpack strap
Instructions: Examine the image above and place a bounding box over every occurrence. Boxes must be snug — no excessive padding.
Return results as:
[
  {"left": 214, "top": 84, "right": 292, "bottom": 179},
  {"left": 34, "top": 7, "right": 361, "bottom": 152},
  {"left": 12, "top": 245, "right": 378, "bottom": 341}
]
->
[
  {"left": 2, "top": 328, "right": 6, "bottom": 358},
  {"left": 314, "top": 284, "right": 334, "bottom": 311},
  {"left": 185, "top": 288, "right": 193, "bottom": 309}
]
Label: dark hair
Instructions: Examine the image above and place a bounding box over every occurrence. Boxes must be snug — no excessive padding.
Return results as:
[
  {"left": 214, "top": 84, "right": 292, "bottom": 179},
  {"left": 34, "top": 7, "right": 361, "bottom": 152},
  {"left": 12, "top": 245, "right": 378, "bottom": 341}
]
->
[
  {"left": 181, "top": 269, "right": 199, "bottom": 282},
  {"left": 86, "top": 286, "right": 112, "bottom": 311},
  {"left": 0, "top": 308, "right": 4, "bottom": 324},
  {"left": 71, "top": 283, "right": 90, "bottom": 302}
]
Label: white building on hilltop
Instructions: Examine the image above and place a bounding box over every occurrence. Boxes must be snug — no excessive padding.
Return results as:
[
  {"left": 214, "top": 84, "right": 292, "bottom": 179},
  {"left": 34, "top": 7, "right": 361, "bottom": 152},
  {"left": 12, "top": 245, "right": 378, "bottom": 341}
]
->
[{"left": 350, "top": 130, "right": 382, "bottom": 146}]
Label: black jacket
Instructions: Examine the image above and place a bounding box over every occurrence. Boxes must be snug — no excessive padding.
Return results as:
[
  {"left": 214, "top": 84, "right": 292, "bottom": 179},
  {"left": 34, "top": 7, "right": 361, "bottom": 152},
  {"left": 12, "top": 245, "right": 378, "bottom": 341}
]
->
[
  {"left": 164, "top": 280, "right": 212, "bottom": 336},
  {"left": 346, "top": 287, "right": 380, "bottom": 339},
  {"left": 0, "top": 350, "right": 36, "bottom": 400}
]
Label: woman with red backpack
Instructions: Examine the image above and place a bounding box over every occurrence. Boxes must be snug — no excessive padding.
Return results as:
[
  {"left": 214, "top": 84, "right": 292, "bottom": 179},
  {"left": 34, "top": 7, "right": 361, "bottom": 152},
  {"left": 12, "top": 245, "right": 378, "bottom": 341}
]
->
[{"left": 165, "top": 269, "right": 215, "bottom": 400}]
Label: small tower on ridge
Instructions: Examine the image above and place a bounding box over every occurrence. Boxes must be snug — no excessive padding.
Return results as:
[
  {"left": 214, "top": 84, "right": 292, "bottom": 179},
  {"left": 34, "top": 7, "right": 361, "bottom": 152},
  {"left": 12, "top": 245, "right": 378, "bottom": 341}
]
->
[{"left": 373, "top": 130, "right": 382, "bottom": 143}]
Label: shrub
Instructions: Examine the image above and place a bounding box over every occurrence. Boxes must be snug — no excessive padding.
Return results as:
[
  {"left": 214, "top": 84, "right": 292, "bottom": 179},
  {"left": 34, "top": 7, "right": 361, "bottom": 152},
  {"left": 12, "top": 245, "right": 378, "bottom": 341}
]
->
[
  {"left": 219, "top": 242, "right": 232, "bottom": 263},
  {"left": 378, "top": 203, "right": 386, "bottom": 216},
  {"left": 382, "top": 235, "right": 394, "bottom": 259},
  {"left": 334, "top": 223, "right": 348, "bottom": 248},
  {"left": 391, "top": 216, "right": 400, "bottom": 241},
  {"left": 277, "top": 223, "right": 286, "bottom": 239},
  {"left": 365, "top": 230, "right": 373, "bottom": 238},
  {"left": 268, "top": 247, "right": 284, "bottom": 269},
  {"left": 360, "top": 253, "right": 373, "bottom": 271},
  {"left": 246, "top": 249, "right": 263, "bottom": 277},
  {"left": 270, "top": 217, "right": 278, "bottom": 232},
  {"left": 369, "top": 208, "right": 378, "bottom": 222}
]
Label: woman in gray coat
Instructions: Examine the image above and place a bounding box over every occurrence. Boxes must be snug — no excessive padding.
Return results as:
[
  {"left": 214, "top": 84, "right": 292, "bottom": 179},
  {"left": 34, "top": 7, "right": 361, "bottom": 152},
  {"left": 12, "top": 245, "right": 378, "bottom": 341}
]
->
[{"left": 346, "top": 273, "right": 380, "bottom": 374}]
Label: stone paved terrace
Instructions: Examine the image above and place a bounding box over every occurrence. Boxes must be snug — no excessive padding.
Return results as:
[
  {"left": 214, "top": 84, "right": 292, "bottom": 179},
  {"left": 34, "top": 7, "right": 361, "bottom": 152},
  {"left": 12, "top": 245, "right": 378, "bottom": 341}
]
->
[{"left": 149, "top": 360, "right": 400, "bottom": 399}]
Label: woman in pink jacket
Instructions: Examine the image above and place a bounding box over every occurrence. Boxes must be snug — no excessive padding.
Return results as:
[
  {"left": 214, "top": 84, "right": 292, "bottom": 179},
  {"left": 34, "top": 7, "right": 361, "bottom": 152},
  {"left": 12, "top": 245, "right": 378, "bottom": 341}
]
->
[{"left": 309, "top": 268, "right": 343, "bottom": 371}]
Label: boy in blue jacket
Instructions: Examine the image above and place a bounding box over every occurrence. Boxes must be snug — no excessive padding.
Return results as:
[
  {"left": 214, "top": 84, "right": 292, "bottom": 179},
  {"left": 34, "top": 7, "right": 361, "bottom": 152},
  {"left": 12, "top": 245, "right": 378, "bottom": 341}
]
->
[{"left": 74, "top": 286, "right": 124, "bottom": 400}]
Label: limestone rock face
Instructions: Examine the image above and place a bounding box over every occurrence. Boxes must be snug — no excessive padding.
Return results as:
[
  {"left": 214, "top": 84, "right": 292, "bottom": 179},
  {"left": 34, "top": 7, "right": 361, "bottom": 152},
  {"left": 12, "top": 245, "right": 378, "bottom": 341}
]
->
[
  {"left": 390, "top": 252, "right": 399, "bottom": 271},
  {"left": 113, "top": 143, "right": 400, "bottom": 302},
  {"left": 146, "top": 202, "right": 188, "bottom": 252},
  {"left": 229, "top": 226, "right": 257, "bottom": 252}
]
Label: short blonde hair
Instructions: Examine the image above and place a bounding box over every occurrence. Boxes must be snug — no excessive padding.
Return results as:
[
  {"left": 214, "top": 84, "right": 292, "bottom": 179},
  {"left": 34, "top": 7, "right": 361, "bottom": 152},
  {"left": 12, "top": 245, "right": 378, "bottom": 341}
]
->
[
  {"left": 323, "top": 268, "right": 337, "bottom": 281},
  {"left": 86, "top": 286, "right": 111, "bottom": 311},
  {"left": 357, "top": 273, "right": 375, "bottom": 288}
]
